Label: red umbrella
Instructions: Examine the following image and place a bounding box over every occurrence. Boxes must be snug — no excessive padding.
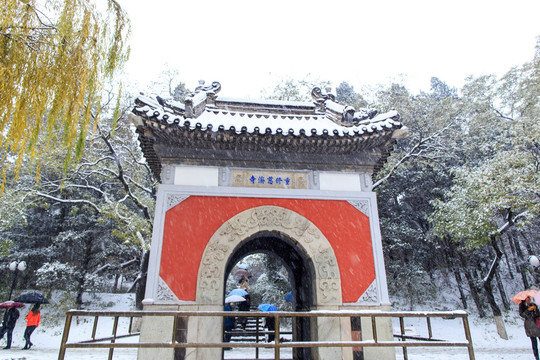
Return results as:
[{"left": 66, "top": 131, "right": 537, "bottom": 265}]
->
[
  {"left": 0, "top": 301, "right": 25, "bottom": 309},
  {"left": 510, "top": 289, "right": 538, "bottom": 304}
]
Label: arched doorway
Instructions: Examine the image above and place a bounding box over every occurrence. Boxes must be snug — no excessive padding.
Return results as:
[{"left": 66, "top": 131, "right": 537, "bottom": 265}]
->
[
  {"left": 225, "top": 233, "right": 314, "bottom": 359},
  {"left": 196, "top": 205, "right": 343, "bottom": 308},
  {"left": 194, "top": 205, "right": 344, "bottom": 359}
]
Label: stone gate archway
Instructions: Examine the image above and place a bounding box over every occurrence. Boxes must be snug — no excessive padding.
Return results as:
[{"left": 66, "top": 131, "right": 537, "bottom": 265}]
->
[
  {"left": 192, "top": 205, "right": 344, "bottom": 359},
  {"left": 132, "top": 83, "right": 402, "bottom": 360},
  {"left": 196, "top": 205, "right": 342, "bottom": 307}
]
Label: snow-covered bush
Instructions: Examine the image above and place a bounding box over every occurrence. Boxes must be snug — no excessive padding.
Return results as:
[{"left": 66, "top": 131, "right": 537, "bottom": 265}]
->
[
  {"left": 36, "top": 261, "right": 106, "bottom": 293},
  {"left": 36, "top": 261, "right": 77, "bottom": 289}
]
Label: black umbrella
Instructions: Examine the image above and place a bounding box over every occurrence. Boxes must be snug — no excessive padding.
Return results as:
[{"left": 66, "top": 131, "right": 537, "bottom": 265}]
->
[{"left": 14, "top": 291, "right": 49, "bottom": 304}]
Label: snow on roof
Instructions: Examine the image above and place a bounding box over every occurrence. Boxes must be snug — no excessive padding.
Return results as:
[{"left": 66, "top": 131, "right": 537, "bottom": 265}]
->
[
  {"left": 131, "top": 83, "right": 405, "bottom": 181},
  {"left": 132, "top": 99, "right": 401, "bottom": 138},
  {"left": 216, "top": 96, "right": 314, "bottom": 108},
  {"left": 197, "top": 108, "right": 399, "bottom": 137}
]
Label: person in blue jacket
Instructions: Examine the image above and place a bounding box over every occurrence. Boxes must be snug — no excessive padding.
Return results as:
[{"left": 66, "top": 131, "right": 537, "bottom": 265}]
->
[{"left": 224, "top": 303, "right": 234, "bottom": 350}]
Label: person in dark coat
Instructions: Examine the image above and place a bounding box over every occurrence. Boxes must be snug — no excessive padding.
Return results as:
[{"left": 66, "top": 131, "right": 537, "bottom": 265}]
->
[
  {"left": 0, "top": 305, "right": 20, "bottom": 349},
  {"left": 224, "top": 303, "right": 234, "bottom": 347},
  {"left": 237, "top": 292, "right": 250, "bottom": 329},
  {"left": 519, "top": 296, "right": 540, "bottom": 360},
  {"left": 264, "top": 316, "right": 275, "bottom": 342}
]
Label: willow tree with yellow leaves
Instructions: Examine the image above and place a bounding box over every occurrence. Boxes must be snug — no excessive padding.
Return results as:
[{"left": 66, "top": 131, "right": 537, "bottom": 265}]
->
[{"left": 0, "top": 0, "right": 130, "bottom": 189}]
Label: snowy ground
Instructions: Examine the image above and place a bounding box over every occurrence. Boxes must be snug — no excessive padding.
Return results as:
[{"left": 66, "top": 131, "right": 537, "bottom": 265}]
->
[
  {"left": 221, "top": 313, "right": 535, "bottom": 360},
  {"left": 390, "top": 313, "right": 535, "bottom": 360},
  {"left": 0, "top": 292, "right": 535, "bottom": 360}
]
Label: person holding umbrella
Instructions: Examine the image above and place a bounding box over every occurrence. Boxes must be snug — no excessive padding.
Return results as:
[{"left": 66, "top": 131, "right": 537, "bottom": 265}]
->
[
  {"left": 258, "top": 304, "right": 278, "bottom": 343},
  {"left": 223, "top": 302, "right": 234, "bottom": 349},
  {"left": 237, "top": 290, "right": 250, "bottom": 330},
  {"left": 13, "top": 292, "right": 48, "bottom": 350},
  {"left": 0, "top": 303, "right": 20, "bottom": 349},
  {"left": 515, "top": 292, "right": 540, "bottom": 360},
  {"left": 22, "top": 304, "right": 40, "bottom": 350}
]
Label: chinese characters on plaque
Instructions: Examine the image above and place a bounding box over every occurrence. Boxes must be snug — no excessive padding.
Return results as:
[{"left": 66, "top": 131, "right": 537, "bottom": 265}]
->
[
  {"left": 249, "top": 175, "right": 291, "bottom": 186},
  {"left": 231, "top": 170, "right": 308, "bottom": 189}
]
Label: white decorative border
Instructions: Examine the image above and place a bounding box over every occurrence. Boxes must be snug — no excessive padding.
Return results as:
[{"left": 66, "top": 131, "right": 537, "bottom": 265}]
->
[
  {"left": 348, "top": 200, "right": 370, "bottom": 217},
  {"left": 166, "top": 194, "right": 189, "bottom": 211},
  {"left": 357, "top": 280, "right": 379, "bottom": 304},
  {"left": 157, "top": 277, "right": 180, "bottom": 302}
]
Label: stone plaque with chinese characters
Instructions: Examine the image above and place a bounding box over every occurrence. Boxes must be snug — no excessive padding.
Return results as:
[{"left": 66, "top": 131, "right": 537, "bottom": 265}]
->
[{"left": 231, "top": 170, "right": 309, "bottom": 189}]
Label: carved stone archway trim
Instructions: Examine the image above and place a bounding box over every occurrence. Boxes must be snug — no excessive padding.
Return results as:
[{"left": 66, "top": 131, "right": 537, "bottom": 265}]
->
[{"left": 196, "top": 205, "right": 342, "bottom": 307}]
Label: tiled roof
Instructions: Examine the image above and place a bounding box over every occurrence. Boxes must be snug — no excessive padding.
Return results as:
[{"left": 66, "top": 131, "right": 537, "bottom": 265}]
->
[
  {"left": 134, "top": 102, "right": 401, "bottom": 137},
  {"left": 131, "top": 82, "right": 406, "bottom": 181}
]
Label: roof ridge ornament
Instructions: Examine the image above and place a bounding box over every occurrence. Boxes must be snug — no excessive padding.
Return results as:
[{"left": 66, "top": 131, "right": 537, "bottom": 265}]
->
[
  {"left": 312, "top": 86, "right": 358, "bottom": 125},
  {"left": 156, "top": 96, "right": 185, "bottom": 114},
  {"left": 193, "top": 80, "right": 221, "bottom": 95},
  {"left": 185, "top": 81, "right": 222, "bottom": 118},
  {"left": 311, "top": 87, "right": 335, "bottom": 102}
]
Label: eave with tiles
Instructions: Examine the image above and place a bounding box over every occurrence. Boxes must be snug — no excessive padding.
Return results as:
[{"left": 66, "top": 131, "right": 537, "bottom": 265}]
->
[{"left": 130, "top": 81, "right": 406, "bottom": 182}]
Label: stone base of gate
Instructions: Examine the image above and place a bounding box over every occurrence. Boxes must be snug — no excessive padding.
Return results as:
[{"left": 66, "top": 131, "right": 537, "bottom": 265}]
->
[
  {"left": 137, "top": 303, "right": 395, "bottom": 360},
  {"left": 311, "top": 305, "right": 350, "bottom": 360},
  {"left": 137, "top": 303, "right": 222, "bottom": 360},
  {"left": 137, "top": 303, "right": 175, "bottom": 360}
]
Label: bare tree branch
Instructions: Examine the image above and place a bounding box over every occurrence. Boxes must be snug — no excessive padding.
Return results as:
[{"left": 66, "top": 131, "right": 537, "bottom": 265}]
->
[
  {"left": 33, "top": 191, "right": 101, "bottom": 213},
  {"left": 96, "top": 123, "right": 153, "bottom": 223},
  {"left": 373, "top": 120, "right": 457, "bottom": 189}
]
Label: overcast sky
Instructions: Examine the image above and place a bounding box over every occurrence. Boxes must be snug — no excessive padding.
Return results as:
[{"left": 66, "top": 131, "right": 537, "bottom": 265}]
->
[{"left": 122, "top": 0, "right": 540, "bottom": 98}]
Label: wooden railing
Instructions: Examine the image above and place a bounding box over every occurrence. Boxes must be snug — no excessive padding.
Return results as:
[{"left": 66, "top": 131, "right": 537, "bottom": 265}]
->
[{"left": 58, "top": 309, "right": 475, "bottom": 360}]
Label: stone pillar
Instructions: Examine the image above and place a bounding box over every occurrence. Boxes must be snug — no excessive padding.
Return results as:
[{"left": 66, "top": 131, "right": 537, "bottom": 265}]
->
[
  {"left": 340, "top": 316, "right": 354, "bottom": 360},
  {"left": 311, "top": 305, "right": 394, "bottom": 360},
  {"left": 184, "top": 305, "right": 222, "bottom": 360},
  {"left": 137, "top": 303, "right": 175, "bottom": 360},
  {"left": 352, "top": 305, "right": 395, "bottom": 360},
  {"left": 138, "top": 303, "right": 224, "bottom": 360},
  {"left": 311, "top": 313, "right": 348, "bottom": 360}
]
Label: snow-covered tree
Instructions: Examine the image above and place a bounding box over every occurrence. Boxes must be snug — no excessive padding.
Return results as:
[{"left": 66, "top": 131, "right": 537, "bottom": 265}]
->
[
  {"left": 226, "top": 254, "right": 292, "bottom": 312},
  {"left": 262, "top": 75, "right": 331, "bottom": 101},
  {"left": 429, "top": 39, "right": 540, "bottom": 338},
  {"left": 0, "top": 91, "right": 155, "bottom": 307},
  {"left": 335, "top": 81, "right": 368, "bottom": 108}
]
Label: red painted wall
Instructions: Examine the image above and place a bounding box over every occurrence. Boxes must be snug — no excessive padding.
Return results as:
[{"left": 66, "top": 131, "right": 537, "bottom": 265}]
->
[{"left": 160, "top": 196, "right": 374, "bottom": 303}]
